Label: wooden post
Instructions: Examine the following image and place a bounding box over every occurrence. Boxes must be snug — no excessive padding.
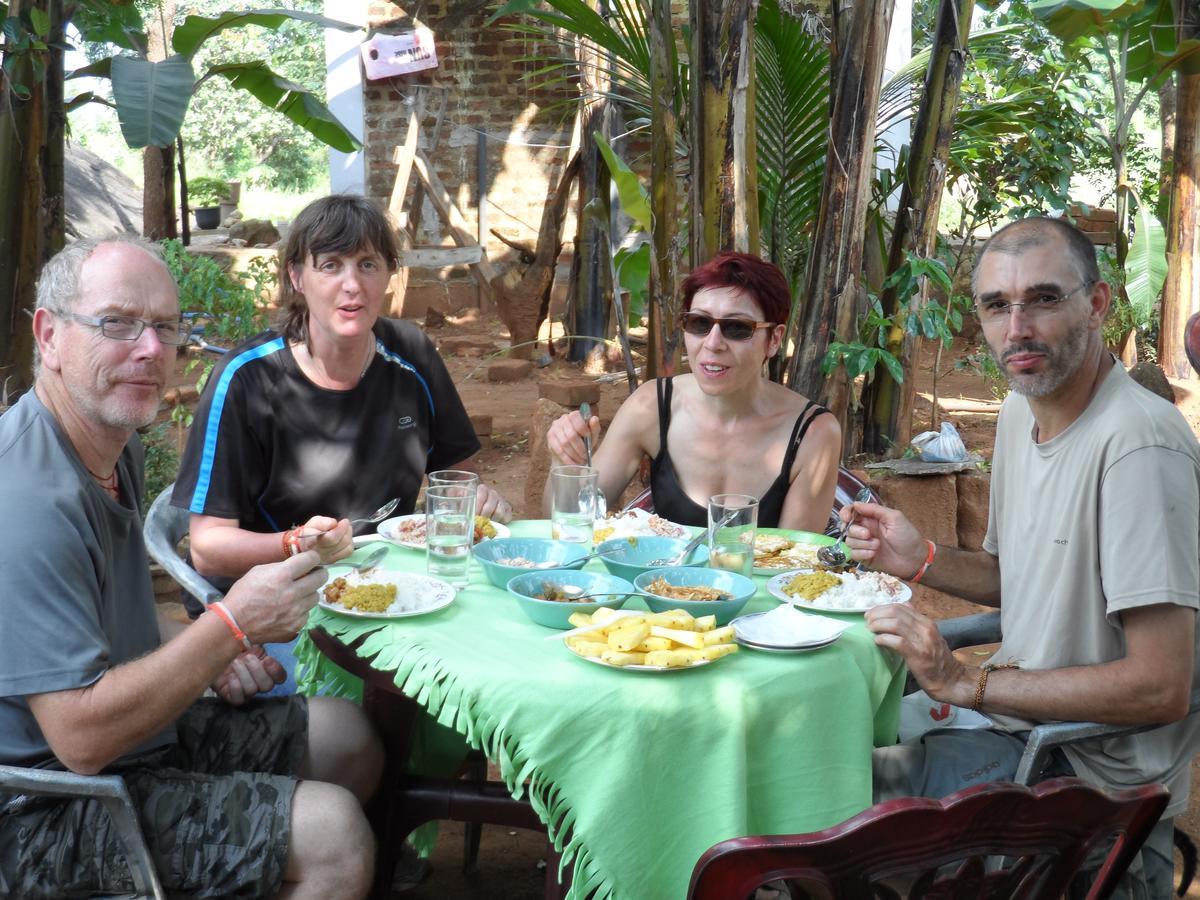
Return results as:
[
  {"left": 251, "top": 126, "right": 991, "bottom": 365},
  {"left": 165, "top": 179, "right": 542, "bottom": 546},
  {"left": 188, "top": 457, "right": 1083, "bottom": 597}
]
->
[
  {"left": 689, "top": 0, "right": 759, "bottom": 262},
  {"left": 785, "top": 0, "right": 894, "bottom": 420},
  {"left": 1159, "top": 67, "right": 1199, "bottom": 381},
  {"left": 860, "top": 0, "right": 974, "bottom": 454}
]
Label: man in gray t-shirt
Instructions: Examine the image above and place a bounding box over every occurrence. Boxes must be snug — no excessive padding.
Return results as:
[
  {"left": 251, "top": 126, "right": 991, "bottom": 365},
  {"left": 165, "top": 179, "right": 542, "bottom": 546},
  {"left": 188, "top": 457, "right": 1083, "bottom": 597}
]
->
[
  {"left": 840, "top": 217, "right": 1200, "bottom": 900},
  {"left": 0, "top": 237, "right": 383, "bottom": 899}
]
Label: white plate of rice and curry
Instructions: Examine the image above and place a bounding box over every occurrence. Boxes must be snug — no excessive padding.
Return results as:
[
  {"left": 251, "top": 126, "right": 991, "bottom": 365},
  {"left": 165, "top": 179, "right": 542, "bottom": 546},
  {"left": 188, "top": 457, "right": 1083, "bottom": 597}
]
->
[
  {"left": 319, "top": 568, "right": 457, "bottom": 619},
  {"left": 765, "top": 568, "right": 911, "bottom": 614}
]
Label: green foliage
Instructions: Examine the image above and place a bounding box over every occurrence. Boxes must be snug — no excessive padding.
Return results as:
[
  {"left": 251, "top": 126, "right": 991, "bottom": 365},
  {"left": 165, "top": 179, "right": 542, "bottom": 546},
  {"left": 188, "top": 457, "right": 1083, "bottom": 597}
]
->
[
  {"left": 594, "top": 132, "right": 651, "bottom": 232},
  {"left": 139, "top": 422, "right": 179, "bottom": 516},
  {"left": 159, "top": 239, "right": 272, "bottom": 399},
  {"left": 822, "top": 253, "right": 968, "bottom": 385},
  {"left": 1124, "top": 192, "right": 1168, "bottom": 324},
  {"left": 186, "top": 174, "right": 229, "bottom": 207},
  {"left": 755, "top": 0, "right": 830, "bottom": 290},
  {"left": 1, "top": 7, "right": 51, "bottom": 99},
  {"left": 72, "top": 2, "right": 358, "bottom": 163}
]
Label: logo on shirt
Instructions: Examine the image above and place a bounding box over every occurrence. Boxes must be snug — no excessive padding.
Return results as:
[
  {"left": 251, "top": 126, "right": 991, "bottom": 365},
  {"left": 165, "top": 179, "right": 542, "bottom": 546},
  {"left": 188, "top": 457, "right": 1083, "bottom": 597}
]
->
[{"left": 397, "top": 415, "right": 415, "bottom": 430}]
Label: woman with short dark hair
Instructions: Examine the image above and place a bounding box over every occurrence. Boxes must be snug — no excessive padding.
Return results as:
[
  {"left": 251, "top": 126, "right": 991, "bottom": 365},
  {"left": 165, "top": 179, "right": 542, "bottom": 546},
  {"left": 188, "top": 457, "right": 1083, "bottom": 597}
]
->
[
  {"left": 174, "top": 193, "right": 511, "bottom": 598},
  {"left": 546, "top": 251, "right": 840, "bottom": 531}
]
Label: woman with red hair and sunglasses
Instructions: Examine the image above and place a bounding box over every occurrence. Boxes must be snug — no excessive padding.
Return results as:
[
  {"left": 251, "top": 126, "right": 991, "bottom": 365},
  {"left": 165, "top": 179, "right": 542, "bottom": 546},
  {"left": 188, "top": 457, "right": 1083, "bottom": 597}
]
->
[{"left": 545, "top": 251, "right": 840, "bottom": 531}]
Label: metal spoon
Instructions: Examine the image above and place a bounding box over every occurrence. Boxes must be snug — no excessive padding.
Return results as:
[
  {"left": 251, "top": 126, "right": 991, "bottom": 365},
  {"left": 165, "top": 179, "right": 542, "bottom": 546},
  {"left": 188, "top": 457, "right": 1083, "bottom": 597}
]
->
[
  {"left": 579, "top": 401, "right": 593, "bottom": 467},
  {"left": 329, "top": 544, "right": 388, "bottom": 574},
  {"left": 297, "top": 497, "right": 402, "bottom": 539},
  {"left": 540, "top": 585, "right": 633, "bottom": 602},
  {"left": 351, "top": 497, "right": 401, "bottom": 528},
  {"left": 817, "top": 487, "right": 874, "bottom": 568},
  {"left": 646, "top": 511, "right": 737, "bottom": 567}
]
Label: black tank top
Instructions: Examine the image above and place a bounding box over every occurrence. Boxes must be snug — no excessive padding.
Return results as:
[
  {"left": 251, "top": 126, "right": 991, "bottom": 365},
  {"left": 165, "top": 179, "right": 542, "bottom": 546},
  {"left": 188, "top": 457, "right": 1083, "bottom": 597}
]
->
[{"left": 648, "top": 377, "right": 830, "bottom": 528}]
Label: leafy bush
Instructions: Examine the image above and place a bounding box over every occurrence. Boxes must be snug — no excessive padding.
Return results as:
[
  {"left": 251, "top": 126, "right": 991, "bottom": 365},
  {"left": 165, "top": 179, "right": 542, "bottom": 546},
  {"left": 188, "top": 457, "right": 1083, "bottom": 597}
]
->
[
  {"left": 140, "top": 423, "right": 180, "bottom": 516},
  {"left": 186, "top": 175, "right": 230, "bottom": 208}
]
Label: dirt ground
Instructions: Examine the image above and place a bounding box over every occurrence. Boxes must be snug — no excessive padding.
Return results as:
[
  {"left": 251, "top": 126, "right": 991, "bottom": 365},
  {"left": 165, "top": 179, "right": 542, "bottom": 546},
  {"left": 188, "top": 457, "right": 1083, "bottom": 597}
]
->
[{"left": 162, "top": 311, "right": 1200, "bottom": 897}]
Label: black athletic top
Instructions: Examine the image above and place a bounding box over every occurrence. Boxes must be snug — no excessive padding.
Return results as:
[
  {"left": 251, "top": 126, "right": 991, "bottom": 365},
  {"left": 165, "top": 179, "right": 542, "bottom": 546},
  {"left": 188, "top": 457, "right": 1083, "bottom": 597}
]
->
[
  {"left": 648, "top": 377, "right": 831, "bottom": 528},
  {"left": 173, "top": 317, "right": 479, "bottom": 535}
]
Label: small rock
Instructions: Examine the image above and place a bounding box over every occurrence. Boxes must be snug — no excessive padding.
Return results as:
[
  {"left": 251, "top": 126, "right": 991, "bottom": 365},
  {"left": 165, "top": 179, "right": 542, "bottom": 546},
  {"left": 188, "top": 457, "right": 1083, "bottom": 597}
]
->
[
  {"left": 538, "top": 379, "right": 600, "bottom": 408},
  {"left": 222, "top": 209, "right": 244, "bottom": 228},
  {"left": 438, "top": 336, "right": 494, "bottom": 357},
  {"left": 1127, "top": 362, "right": 1176, "bottom": 404},
  {"left": 228, "top": 218, "right": 281, "bottom": 246},
  {"left": 424, "top": 306, "right": 447, "bottom": 328},
  {"left": 487, "top": 359, "right": 534, "bottom": 382}
]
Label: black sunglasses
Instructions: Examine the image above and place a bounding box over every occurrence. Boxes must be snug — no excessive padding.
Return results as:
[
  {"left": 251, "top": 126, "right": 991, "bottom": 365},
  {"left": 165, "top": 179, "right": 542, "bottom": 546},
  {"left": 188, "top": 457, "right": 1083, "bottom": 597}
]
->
[{"left": 679, "top": 311, "right": 774, "bottom": 342}]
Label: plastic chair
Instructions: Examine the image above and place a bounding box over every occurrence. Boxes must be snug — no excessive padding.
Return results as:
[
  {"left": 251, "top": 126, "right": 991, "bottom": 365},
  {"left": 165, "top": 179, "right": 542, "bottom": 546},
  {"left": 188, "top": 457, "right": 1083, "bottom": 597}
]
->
[
  {"left": 0, "top": 765, "right": 165, "bottom": 899},
  {"left": 687, "top": 777, "right": 1168, "bottom": 900},
  {"left": 143, "top": 485, "right": 222, "bottom": 607},
  {"left": 933, "top": 612, "right": 1200, "bottom": 785}
]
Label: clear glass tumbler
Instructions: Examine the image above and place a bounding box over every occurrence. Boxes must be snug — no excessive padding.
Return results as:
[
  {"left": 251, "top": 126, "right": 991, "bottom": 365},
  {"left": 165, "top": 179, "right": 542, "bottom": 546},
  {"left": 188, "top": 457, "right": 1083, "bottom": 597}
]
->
[
  {"left": 549, "top": 465, "right": 600, "bottom": 544},
  {"left": 425, "top": 484, "right": 477, "bottom": 587},
  {"left": 707, "top": 493, "right": 758, "bottom": 574}
]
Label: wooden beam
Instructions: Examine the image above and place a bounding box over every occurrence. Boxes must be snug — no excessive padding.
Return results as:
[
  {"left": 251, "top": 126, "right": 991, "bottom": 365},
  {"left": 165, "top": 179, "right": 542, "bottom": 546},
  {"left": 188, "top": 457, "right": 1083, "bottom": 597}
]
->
[
  {"left": 412, "top": 150, "right": 498, "bottom": 289},
  {"left": 399, "top": 246, "right": 482, "bottom": 268},
  {"left": 388, "top": 104, "right": 421, "bottom": 220}
]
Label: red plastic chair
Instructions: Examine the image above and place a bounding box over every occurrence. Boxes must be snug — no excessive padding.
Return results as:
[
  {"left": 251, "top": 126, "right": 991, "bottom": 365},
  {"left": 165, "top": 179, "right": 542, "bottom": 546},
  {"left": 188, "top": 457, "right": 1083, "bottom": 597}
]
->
[
  {"left": 1185, "top": 311, "right": 1200, "bottom": 377},
  {"left": 687, "top": 777, "right": 1168, "bottom": 900}
]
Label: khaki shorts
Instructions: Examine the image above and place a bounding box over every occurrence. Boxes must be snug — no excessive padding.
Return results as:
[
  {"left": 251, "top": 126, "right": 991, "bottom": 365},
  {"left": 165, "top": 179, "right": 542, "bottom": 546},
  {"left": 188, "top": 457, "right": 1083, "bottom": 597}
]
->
[{"left": 0, "top": 695, "right": 308, "bottom": 899}]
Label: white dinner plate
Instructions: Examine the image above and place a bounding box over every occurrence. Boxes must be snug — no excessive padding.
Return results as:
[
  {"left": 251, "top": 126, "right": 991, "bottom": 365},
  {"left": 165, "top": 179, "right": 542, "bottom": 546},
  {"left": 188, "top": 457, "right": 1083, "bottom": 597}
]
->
[
  {"left": 730, "top": 609, "right": 851, "bottom": 651},
  {"left": 765, "top": 569, "right": 912, "bottom": 614},
  {"left": 565, "top": 643, "right": 720, "bottom": 673},
  {"left": 377, "top": 514, "right": 511, "bottom": 550},
  {"left": 318, "top": 569, "right": 456, "bottom": 619}
]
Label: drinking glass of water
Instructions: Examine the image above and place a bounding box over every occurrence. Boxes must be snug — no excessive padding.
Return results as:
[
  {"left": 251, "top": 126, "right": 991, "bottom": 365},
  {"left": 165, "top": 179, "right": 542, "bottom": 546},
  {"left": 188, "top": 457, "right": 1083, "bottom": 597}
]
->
[
  {"left": 707, "top": 493, "right": 758, "bottom": 574},
  {"left": 549, "top": 465, "right": 600, "bottom": 544},
  {"left": 429, "top": 470, "right": 479, "bottom": 490},
  {"left": 425, "top": 484, "right": 477, "bottom": 587}
]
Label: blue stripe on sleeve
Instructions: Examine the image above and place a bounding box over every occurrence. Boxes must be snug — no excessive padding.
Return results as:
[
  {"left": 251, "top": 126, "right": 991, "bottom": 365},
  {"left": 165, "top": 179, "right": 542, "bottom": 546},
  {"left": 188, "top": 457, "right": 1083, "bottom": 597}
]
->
[{"left": 189, "top": 337, "right": 287, "bottom": 513}]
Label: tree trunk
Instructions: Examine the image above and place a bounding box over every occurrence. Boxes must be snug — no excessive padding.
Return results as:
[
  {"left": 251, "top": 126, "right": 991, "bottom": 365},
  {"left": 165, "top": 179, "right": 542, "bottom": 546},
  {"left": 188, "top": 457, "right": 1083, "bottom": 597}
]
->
[
  {"left": 0, "top": 0, "right": 61, "bottom": 397},
  {"left": 859, "top": 0, "right": 974, "bottom": 456},
  {"left": 142, "top": 0, "right": 177, "bottom": 240},
  {"left": 566, "top": 1, "right": 612, "bottom": 369},
  {"left": 785, "top": 0, "right": 895, "bottom": 422},
  {"left": 644, "top": 0, "right": 681, "bottom": 379},
  {"left": 689, "top": 0, "right": 759, "bottom": 263},
  {"left": 1158, "top": 71, "right": 1199, "bottom": 380},
  {"left": 1158, "top": 75, "right": 1176, "bottom": 212}
]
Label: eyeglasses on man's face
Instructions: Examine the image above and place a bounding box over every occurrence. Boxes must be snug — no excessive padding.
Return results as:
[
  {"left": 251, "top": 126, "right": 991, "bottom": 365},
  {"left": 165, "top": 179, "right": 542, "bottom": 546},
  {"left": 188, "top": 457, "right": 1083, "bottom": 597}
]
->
[
  {"left": 679, "top": 310, "right": 774, "bottom": 342},
  {"left": 973, "top": 280, "right": 1093, "bottom": 325},
  {"left": 60, "top": 312, "right": 192, "bottom": 346}
]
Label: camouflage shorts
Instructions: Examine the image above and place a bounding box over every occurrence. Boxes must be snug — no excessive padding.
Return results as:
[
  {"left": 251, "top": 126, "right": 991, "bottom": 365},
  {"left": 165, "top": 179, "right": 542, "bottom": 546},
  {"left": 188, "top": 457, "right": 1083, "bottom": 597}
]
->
[{"left": 0, "top": 695, "right": 308, "bottom": 899}]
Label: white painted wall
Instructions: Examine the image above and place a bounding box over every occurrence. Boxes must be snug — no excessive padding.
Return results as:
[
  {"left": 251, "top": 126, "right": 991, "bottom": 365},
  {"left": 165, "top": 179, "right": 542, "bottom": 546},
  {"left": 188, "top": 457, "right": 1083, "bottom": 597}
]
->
[
  {"left": 325, "top": 0, "right": 368, "bottom": 195},
  {"left": 878, "top": 0, "right": 913, "bottom": 211}
]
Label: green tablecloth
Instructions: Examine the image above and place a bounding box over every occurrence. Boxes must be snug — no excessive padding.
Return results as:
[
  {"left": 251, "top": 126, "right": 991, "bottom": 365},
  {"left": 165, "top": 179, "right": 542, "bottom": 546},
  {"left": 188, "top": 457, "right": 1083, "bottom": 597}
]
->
[{"left": 296, "top": 521, "right": 905, "bottom": 900}]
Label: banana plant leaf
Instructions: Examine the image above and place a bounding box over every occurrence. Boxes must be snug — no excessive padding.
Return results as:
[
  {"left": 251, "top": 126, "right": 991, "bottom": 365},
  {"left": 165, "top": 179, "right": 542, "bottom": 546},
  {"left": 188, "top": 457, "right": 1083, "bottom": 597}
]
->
[
  {"left": 172, "top": 8, "right": 359, "bottom": 59},
  {"left": 110, "top": 55, "right": 195, "bottom": 149},
  {"left": 755, "top": 0, "right": 830, "bottom": 284},
  {"left": 205, "top": 61, "right": 361, "bottom": 152},
  {"left": 1026, "top": 0, "right": 1144, "bottom": 42},
  {"left": 594, "top": 132, "right": 652, "bottom": 233},
  {"left": 1124, "top": 199, "right": 1167, "bottom": 324}
]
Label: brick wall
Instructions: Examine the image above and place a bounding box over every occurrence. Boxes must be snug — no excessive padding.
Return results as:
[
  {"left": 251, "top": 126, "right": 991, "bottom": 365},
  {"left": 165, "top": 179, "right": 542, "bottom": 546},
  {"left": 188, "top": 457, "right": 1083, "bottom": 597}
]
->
[{"left": 366, "top": 1, "right": 578, "bottom": 315}]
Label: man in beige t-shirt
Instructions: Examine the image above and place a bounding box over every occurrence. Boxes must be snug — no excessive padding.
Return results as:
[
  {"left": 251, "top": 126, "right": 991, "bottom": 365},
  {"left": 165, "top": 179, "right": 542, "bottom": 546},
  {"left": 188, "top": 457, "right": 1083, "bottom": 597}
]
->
[{"left": 843, "top": 217, "right": 1200, "bottom": 899}]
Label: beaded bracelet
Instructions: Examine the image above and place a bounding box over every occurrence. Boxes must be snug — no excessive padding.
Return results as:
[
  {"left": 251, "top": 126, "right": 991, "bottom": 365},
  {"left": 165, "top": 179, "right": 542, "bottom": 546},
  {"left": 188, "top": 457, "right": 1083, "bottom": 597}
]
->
[
  {"left": 282, "top": 527, "right": 303, "bottom": 559},
  {"left": 209, "top": 601, "right": 253, "bottom": 651},
  {"left": 909, "top": 540, "right": 936, "bottom": 584}
]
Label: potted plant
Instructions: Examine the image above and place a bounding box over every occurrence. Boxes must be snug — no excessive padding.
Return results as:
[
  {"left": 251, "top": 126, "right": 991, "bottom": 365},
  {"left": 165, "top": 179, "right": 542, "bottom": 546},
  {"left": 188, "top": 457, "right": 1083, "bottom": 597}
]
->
[{"left": 188, "top": 176, "right": 229, "bottom": 229}]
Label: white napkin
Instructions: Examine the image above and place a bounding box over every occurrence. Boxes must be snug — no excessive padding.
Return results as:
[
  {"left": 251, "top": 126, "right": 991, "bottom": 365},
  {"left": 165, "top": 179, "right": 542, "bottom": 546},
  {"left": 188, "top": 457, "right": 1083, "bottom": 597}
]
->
[{"left": 734, "top": 604, "right": 853, "bottom": 646}]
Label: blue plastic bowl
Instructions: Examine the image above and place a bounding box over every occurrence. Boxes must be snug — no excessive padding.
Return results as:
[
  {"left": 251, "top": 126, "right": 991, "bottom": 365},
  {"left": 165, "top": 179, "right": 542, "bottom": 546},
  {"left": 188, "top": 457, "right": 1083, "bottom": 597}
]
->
[
  {"left": 506, "top": 569, "right": 635, "bottom": 629},
  {"left": 595, "top": 536, "right": 709, "bottom": 582},
  {"left": 633, "top": 566, "right": 756, "bottom": 626},
  {"left": 473, "top": 538, "right": 589, "bottom": 590}
]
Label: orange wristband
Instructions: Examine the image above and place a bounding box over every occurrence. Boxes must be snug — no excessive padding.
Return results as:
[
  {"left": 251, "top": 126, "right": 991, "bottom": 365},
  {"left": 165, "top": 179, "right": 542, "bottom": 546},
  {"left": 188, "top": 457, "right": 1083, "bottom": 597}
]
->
[
  {"left": 909, "top": 540, "right": 936, "bottom": 583},
  {"left": 209, "top": 601, "right": 253, "bottom": 650},
  {"left": 282, "top": 527, "right": 303, "bottom": 559}
]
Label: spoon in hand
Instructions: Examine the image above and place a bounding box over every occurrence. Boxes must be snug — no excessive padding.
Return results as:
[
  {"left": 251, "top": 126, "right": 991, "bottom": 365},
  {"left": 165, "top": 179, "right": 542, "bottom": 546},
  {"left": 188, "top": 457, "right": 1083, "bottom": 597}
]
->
[
  {"left": 579, "top": 402, "right": 594, "bottom": 467},
  {"left": 328, "top": 544, "right": 388, "bottom": 574},
  {"left": 818, "top": 487, "right": 874, "bottom": 568},
  {"left": 297, "top": 497, "right": 401, "bottom": 540},
  {"left": 647, "top": 510, "right": 738, "bottom": 567}
]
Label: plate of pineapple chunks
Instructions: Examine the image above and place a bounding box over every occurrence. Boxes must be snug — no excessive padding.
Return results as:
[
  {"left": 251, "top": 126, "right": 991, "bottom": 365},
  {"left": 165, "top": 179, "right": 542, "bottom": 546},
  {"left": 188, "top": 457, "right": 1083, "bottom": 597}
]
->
[{"left": 563, "top": 606, "right": 738, "bottom": 671}]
